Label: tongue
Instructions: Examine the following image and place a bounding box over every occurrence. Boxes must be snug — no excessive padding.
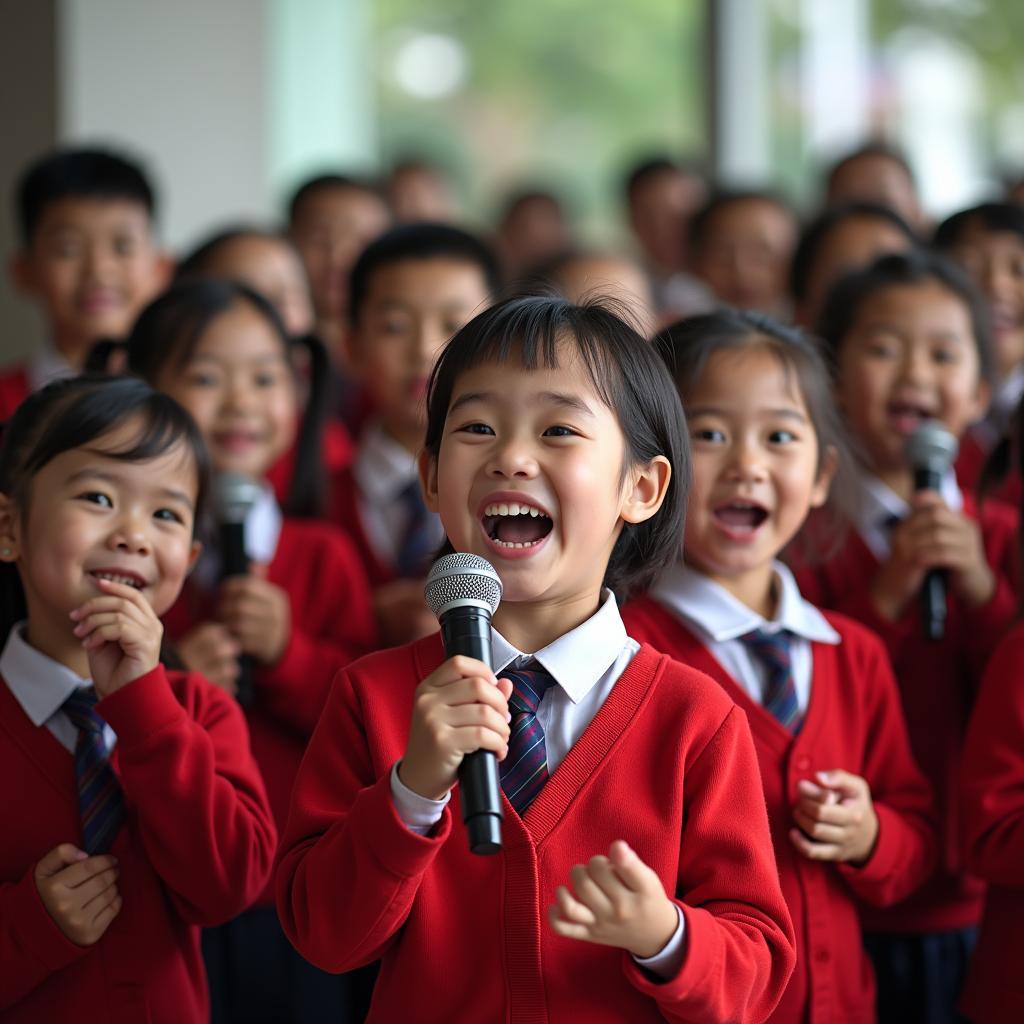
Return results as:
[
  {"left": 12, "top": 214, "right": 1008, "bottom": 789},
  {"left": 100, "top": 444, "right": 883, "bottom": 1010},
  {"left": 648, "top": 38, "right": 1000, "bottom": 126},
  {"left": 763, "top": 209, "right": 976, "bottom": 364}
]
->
[
  {"left": 495, "top": 516, "right": 549, "bottom": 545},
  {"left": 716, "top": 507, "right": 762, "bottom": 529}
]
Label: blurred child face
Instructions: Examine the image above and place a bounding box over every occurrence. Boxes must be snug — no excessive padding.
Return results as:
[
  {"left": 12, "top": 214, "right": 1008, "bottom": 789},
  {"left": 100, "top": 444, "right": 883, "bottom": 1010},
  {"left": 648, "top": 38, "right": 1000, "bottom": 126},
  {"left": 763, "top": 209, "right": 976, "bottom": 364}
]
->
[
  {"left": 14, "top": 198, "right": 166, "bottom": 364},
  {"left": 693, "top": 199, "right": 796, "bottom": 314},
  {"left": 555, "top": 255, "right": 657, "bottom": 338},
  {"left": 946, "top": 222, "right": 1024, "bottom": 383},
  {"left": 289, "top": 186, "right": 390, "bottom": 322},
  {"left": 683, "top": 346, "right": 831, "bottom": 591},
  {"left": 629, "top": 170, "right": 705, "bottom": 272},
  {"left": 349, "top": 258, "right": 491, "bottom": 450},
  {"left": 828, "top": 155, "right": 922, "bottom": 231},
  {"left": 836, "top": 282, "right": 989, "bottom": 475},
  {"left": 1, "top": 418, "right": 200, "bottom": 654},
  {"left": 499, "top": 196, "right": 570, "bottom": 277},
  {"left": 159, "top": 301, "right": 298, "bottom": 480},
  {"left": 388, "top": 166, "right": 454, "bottom": 223}
]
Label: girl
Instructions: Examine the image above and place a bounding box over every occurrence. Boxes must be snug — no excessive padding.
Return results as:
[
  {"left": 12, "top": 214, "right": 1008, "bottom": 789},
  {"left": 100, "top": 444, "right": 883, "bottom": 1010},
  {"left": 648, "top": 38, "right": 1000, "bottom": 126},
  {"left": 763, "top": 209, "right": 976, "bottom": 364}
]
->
[
  {"left": 275, "top": 296, "right": 796, "bottom": 1023},
  {"left": 623, "top": 311, "right": 936, "bottom": 1023},
  {"left": 0, "top": 375, "right": 275, "bottom": 1022},
  {"left": 120, "top": 279, "right": 378, "bottom": 1023},
  {"left": 803, "top": 250, "right": 1020, "bottom": 1023}
]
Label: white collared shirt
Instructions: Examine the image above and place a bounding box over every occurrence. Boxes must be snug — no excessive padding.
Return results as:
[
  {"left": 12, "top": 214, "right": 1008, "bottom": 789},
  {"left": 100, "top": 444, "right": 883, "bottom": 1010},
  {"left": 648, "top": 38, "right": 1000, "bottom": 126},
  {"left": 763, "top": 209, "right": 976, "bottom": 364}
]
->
[
  {"left": 353, "top": 420, "right": 444, "bottom": 566},
  {"left": 651, "top": 560, "right": 840, "bottom": 713},
  {"left": 26, "top": 341, "right": 74, "bottom": 393},
  {"left": 1, "top": 622, "right": 116, "bottom": 754}
]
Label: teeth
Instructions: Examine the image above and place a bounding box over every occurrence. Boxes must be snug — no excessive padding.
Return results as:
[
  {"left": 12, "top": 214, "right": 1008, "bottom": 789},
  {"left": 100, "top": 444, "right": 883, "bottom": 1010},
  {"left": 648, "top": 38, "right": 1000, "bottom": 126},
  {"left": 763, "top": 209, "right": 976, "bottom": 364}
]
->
[
  {"left": 92, "top": 571, "right": 142, "bottom": 588},
  {"left": 492, "top": 538, "right": 538, "bottom": 549},
  {"left": 483, "top": 502, "right": 548, "bottom": 518}
]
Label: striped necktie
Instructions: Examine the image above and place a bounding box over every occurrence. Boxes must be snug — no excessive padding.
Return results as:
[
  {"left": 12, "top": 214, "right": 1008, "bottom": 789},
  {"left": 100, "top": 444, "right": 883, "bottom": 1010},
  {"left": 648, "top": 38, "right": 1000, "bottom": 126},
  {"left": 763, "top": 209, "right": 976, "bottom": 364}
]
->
[
  {"left": 61, "top": 687, "right": 125, "bottom": 853},
  {"left": 741, "top": 629, "right": 802, "bottom": 733},
  {"left": 499, "top": 662, "right": 558, "bottom": 816},
  {"left": 395, "top": 479, "right": 435, "bottom": 578}
]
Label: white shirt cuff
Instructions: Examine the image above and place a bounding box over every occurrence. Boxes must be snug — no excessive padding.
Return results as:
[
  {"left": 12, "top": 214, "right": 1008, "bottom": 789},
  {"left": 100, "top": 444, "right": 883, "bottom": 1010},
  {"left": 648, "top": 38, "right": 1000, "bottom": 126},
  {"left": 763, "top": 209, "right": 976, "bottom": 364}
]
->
[
  {"left": 390, "top": 762, "right": 450, "bottom": 835},
  {"left": 632, "top": 904, "right": 687, "bottom": 980}
]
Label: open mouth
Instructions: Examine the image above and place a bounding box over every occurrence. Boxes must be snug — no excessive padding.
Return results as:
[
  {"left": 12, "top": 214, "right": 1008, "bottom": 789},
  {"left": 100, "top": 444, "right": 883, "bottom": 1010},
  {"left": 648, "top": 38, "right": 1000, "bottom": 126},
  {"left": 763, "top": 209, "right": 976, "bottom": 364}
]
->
[
  {"left": 88, "top": 569, "right": 146, "bottom": 589},
  {"left": 713, "top": 500, "right": 769, "bottom": 534},
  {"left": 481, "top": 501, "right": 554, "bottom": 550},
  {"left": 887, "top": 400, "right": 934, "bottom": 435}
]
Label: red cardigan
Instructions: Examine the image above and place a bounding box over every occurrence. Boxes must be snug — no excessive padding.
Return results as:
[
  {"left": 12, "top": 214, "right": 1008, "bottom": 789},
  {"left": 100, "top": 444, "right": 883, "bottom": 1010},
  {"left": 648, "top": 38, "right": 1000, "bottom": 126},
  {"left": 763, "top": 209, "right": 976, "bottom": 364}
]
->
[
  {"left": 791, "top": 494, "right": 1018, "bottom": 933},
  {"left": 622, "top": 598, "right": 937, "bottom": 1024},
  {"left": 275, "top": 635, "right": 796, "bottom": 1024},
  {"left": 162, "top": 517, "right": 377, "bottom": 904},
  {"left": 956, "top": 429, "right": 1021, "bottom": 508},
  {"left": 0, "top": 665, "right": 275, "bottom": 1023},
  {"left": 0, "top": 365, "right": 29, "bottom": 423},
  {"left": 960, "top": 621, "right": 1024, "bottom": 1023},
  {"left": 266, "top": 419, "right": 354, "bottom": 509}
]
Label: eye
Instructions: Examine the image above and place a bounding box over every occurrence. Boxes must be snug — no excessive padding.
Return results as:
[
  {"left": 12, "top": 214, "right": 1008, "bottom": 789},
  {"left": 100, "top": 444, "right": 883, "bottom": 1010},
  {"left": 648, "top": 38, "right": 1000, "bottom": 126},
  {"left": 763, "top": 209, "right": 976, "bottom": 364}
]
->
[
  {"left": 691, "top": 427, "right": 726, "bottom": 443},
  {"left": 542, "top": 425, "right": 577, "bottom": 438},
  {"left": 154, "top": 508, "right": 186, "bottom": 525},
  {"left": 768, "top": 429, "right": 797, "bottom": 444},
  {"left": 254, "top": 370, "right": 283, "bottom": 388},
  {"left": 77, "top": 491, "right": 112, "bottom": 507},
  {"left": 932, "top": 346, "right": 961, "bottom": 365},
  {"left": 458, "top": 422, "right": 494, "bottom": 435},
  {"left": 184, "top": 371, "right": 219, "bottom": 388},
  {"left": 113, "top": 235, "right": 138, "bottom": 257}
]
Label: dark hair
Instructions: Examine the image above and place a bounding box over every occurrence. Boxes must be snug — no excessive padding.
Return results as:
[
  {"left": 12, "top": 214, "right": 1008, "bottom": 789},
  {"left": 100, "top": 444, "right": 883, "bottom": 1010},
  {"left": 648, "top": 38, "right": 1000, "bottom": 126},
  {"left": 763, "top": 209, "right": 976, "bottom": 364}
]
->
[
  {"left": 789, "top": 201, "right": 918, "bottom": 303},
  {"left": 934, "top": 201, "right": 1024, "bottom": 249},
  {"left": 119, "top": 278, "right": 331, "bottom": 517},
  {"left": 623, "top": 155, "right": 705, "bottom": 201},
  {"left": 689, "top": 190, "right": 793, "bottom": 252},
  {"left": 498, "top": 188, "right": 568, "bottom": 226},
  {"left": 287, "top": 173, "right": 384, "bottom": 224},
  {"left": 16, "top": 147, "right": 156, "bottom": 244},
  {"left": 816, "top": 249, "right": 995, "bottom": 387},
  {"left": 0, "top": 375, "right": 209, "bottom": 643},
  {"left": 348, "top": 223, "right": 501, "bottom": 326},
  {"left": 826, "top": 141, "right": 916, "bottom": 193},
  {"left": 174, "top": 224, "right": 297, "bottom": 283},
  {"left": 423, "top": 295, "right": 689, "bottom": 598}
]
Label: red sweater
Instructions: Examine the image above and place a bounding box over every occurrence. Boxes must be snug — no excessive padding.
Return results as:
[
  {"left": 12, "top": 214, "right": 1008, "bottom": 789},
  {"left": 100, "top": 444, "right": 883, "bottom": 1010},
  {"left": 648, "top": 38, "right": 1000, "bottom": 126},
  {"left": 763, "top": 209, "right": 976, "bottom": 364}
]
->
[
  {"left": 267, "top": 419, "right": 353, "bottom": 509},
  {"left": 960, "top": 621, "right": 1024, "bottom": 1023},
  {"left": 955, "top": 430, "right": 1021, "bottom": 507},
  {"left": 791, "top": 494, "right": 1019, "bottom": 933},
  {"left": 0, "top": 665, "right": 275, "bottom": 1023},
  {"left": 622, "top": 598, "right": 937, "bottom": 1024},
  {"left": 0, "top": 365, "right": 29, "bottom": 422},
  {"left": 275, "top": 635, "right": 796, "bottom": 1024},
  {"left": 162, "top": 517, "right": 377, "bottom": 904}
]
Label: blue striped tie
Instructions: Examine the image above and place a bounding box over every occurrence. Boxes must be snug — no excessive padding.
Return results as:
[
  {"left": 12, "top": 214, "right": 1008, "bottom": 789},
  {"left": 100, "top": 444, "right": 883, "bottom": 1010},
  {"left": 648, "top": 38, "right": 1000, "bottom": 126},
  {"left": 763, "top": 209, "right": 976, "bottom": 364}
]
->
[
  {"left": 499, "top": 662, "right": 557, "bottom": 816},
  {"left": 395, "top": 479, "right": 436, "bottom": 578},
  {"left": 61, "top": 687, "right": 125, "bottom": 853},
  {"left": 741, "top": 629, "right": 802, "bottom": 733}
]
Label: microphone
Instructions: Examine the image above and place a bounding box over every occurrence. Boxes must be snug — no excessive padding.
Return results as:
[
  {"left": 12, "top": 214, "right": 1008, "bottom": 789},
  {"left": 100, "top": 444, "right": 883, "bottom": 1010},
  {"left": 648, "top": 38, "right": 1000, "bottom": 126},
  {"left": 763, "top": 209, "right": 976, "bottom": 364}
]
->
[
  {"left": 905, "top": 421, "right": 959, "bottom": 641},
  {"left": 214, "top": 473, "right": 263, "bottom": 707},
  {"left": 424, "top": 553, "right": 504, "bottom": 855}
]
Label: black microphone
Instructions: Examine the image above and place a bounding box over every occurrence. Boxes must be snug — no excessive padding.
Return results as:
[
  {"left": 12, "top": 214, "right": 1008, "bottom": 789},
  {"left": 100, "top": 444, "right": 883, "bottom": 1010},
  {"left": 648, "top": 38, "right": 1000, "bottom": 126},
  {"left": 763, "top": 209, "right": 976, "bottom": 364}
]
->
[
  {"left": 905, "top": 421, "right": 959, "bottom": 641},
  {"left": 214, "top": 473, "right": 263, "bottom": 707},
  {"left": 424, "top": 553, "right": 504, "bottom": 855}
]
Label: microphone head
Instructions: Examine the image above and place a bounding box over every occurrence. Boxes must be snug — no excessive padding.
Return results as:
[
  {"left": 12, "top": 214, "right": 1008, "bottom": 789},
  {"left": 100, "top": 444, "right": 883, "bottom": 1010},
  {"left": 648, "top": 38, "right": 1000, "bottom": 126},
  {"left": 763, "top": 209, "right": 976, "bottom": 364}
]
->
[
  {"left": 424, "top": 553, "right": 502, "bottom": 620},
  {"left": 905, "top": 420, "right": 959, "bottom": 473},
  {"left": 214, "top": 472, "right": 263, "bottom": 525}
]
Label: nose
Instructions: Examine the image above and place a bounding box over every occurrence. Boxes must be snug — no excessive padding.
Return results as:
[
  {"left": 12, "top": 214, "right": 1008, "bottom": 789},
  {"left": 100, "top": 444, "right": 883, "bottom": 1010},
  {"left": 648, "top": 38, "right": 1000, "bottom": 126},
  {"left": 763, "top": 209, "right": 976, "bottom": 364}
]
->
[
  {"left": 85, "top": 239, "right": 117, "bottom": 281},
  {"left": 898, "top": 343, "right": 932, "bottom": 386},
  {"left": 413, "top": 319, "right": 448, "bottom": 370},
  {"left": 725, "top": 436, "right": 768, "bottom": 482},
  {"left": 107, "top": 512, "right": 152, "bottom": 557},
  {"left": 486, "top": 433, "right": 538, "bottom": 480}
]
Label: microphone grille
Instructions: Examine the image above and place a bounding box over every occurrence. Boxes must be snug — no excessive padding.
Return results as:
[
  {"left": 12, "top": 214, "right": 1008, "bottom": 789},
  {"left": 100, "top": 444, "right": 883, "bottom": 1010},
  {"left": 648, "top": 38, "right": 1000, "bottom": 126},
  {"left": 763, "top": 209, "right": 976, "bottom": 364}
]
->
[
  {"left": 905, "top": 420, "right": 959, "bottom": 471},
  {"left": 424, "top": 553, "right": 503, "bottom": 618},
  {"left": 215, "top": 472, "right": 263, "bottom": 524}
]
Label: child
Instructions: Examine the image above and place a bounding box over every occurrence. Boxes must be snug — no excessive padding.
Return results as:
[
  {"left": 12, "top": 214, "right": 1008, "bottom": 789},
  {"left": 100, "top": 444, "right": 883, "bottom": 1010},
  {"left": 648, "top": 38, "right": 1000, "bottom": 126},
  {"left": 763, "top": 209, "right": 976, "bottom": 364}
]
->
[
  {"left": 802, "top": 250, "right": 1020, "bottom": 1022},
  {"left": 494, "top": 187, "right": 573, "bottom": 281},
  {"left": 824, "top": 141, "right": 925, "bottom": 234},
  {"left": 0, "top": 375, "right": 275, "bottom": 1022},
  {"left": 334, "top": 223, "right": 500, "bottom": 645},
  {"left": 623, "top": 310, "right": 936, "bottom": 1023},
  {"left": 121, "top": 279, "right": 377, "bottom": 1023},
  {"left": 275, "top": 295, "right": 797, "bottom": 1023}
]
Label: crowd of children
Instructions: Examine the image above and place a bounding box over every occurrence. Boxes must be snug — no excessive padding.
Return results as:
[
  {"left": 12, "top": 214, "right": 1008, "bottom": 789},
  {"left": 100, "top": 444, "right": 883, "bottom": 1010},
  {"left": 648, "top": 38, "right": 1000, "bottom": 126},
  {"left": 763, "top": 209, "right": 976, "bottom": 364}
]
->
[{"left": 2, "top": 137, "right": 1024, "bottom": 1024}]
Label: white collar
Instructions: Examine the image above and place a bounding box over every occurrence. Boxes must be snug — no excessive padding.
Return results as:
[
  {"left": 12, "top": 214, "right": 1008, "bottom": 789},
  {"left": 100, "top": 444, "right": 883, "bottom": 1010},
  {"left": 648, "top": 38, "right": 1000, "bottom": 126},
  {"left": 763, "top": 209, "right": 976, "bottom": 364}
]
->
[
  {"left": 27, "top": 340, "right": 74, "bottom": 393},
  {"left": 353, "top": 421, "right": 421, "bottom": 503},
  {"left": 848, "top": 467, "right": 963, "bottom": 537},
  {"left": 489, "top": 590, "right": 629, "bottom": 705}
]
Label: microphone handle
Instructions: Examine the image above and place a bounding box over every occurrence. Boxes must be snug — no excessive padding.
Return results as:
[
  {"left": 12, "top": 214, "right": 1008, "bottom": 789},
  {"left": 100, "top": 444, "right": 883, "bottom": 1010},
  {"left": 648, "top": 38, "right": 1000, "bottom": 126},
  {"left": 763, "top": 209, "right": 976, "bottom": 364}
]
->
[
  {"left": 913, "top": 465, "right": 947, "bottom": 641},
  {"left": 219, "top": 521, "right": 254, "bottom": 708},
  {"left": 441, "top": 608, "right": 503, "bottom": 855}
]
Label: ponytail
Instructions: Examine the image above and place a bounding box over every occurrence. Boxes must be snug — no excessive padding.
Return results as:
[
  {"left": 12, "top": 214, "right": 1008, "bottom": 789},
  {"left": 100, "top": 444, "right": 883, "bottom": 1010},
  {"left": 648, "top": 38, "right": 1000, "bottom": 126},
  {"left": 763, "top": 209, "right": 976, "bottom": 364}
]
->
[{"left": 283, "top": 332, "right": 332, "bottom": 518}]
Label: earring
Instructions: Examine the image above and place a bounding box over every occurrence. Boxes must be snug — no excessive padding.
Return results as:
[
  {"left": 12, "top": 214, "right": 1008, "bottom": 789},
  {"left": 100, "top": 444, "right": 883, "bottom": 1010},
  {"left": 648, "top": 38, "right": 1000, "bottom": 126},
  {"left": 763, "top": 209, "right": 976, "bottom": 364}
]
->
[{"left": 0, "top": 548, "right": 11, "bottom": 557}]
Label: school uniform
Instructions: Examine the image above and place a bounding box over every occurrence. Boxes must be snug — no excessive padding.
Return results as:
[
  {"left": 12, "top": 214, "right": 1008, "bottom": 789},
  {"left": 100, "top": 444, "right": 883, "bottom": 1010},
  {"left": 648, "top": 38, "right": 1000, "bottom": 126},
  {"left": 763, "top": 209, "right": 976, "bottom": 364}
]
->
[
  {"left": 623, "top": 562, "right": 936, "bottom": 1024},
  {"left": 960, "top": 621, "right": 1024, "bottom": 1023},
  {"left": 955, "top": 368, "right": 1024, "bottom": 507},
  {"left": 0, "top": 343, "right": 73, "bottom": 422},
  {"left": 0, "top": 625, "right": 276, "bottom": 1023},
  {"left": 275, "top": 593, "right": 797, "bottom": 1024},
  {"left": 266, "top": 418, "right": 354, "bottom": 509}
]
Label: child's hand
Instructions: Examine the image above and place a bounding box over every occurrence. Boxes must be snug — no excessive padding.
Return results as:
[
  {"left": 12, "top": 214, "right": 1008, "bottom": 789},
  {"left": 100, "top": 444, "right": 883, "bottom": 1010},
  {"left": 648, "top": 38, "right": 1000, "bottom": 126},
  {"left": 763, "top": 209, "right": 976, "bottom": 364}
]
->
[
  {"left": 176, "top": 622, "right": 242, "bottom": 695},
  {"left": 70, "top": 578, "right": 162, "bottom": 697},
  {"left": 547, "top": 840, "right": 679, "bottom": 960},
  {"left": 217, "top": 565, "right": 291, "bottom": 665},
  {"left": 398, "top": 656, "right": 512, "bottom": 801},
  {"left": 790, "top": 770, "right": 879, "bottom": 865},
  {"left": 34, "top": 843, "right": 122, "bottom": 946},
  {"left": 374, "top": 578, "right": 437, "bottom": 647}
]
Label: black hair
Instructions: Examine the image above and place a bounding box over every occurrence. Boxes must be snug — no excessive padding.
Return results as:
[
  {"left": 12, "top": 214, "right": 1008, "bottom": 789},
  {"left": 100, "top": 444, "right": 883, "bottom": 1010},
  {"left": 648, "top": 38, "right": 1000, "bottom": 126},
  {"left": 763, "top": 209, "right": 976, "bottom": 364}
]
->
[
  {"left": 934, "top": 202, "right": 1024, "bottom": 249},
  {"left": 118, "top": 278, "right": 330, "bottom": 518},
  {"left": 689, "top": 189, "right": 794, "bottom": 252},
  {"left": 789, "top": 201, "right": 918, "bottom": 303},
  {"left": 174, "top": 224, "right": 297, "bottom": 283},
  {"left": 287, "top": 173, "right": 384, "bottom": 224},
  {"left": 16, "top": 147, "right": 156, "bottom": 245},
  {"left": 623, "top": 155, "right": 705, "bottom": 201},
  {"left": 816, "top": 249, "right": 995, "bottom": 387},
  {"left": 0, "top": 375, "right": 209, "bottom": 643},
  {"left": 423, "top": 295, "right": 689, "bottom": 598},
  {"left": 498, "top": 188, "right": 568, "bottom": 226},
  {"left": 826, "top": 141, "right": 917, "bottom": 193},
  {"left": 348, "top": 223, "right": 501, "bottom": 326}
]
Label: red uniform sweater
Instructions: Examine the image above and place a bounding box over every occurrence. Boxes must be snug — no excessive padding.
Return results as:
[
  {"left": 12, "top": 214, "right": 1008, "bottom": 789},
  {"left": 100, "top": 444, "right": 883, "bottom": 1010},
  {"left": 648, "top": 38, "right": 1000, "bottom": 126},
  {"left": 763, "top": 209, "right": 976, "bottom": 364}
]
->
[
  {"left": 960, "top": 621, "right": 1024, "bottom": 1023},
  {"left": 162, "top": 518, "right": 377, "bottom": 904},
  {"left": 622, "top": 598, "right": 937, "bottom": 1024},
  {"left": 791, "top": 494, "right": 1019, "bottom": 933},
  {"left": 955, "top": 430, "right": 1021, "bottom": 507},
  {"left": 0, "top": 365, "right": 29, "bottom": 423},
  {"left": 267, "top": 419, "right": 353, "bottom": 509},
  {"left": 0, "top": 665, "right": 275, "bottom": 1023},
  {"left": 275, "top": 635, "right": 797, "bottom": 1024}
]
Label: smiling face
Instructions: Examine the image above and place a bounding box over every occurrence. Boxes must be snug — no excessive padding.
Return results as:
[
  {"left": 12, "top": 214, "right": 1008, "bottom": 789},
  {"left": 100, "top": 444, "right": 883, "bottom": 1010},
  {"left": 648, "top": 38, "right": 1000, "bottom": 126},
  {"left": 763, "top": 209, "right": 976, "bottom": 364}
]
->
[
  {"left": 682, "top": 345, "right": 832, "bottom": 609},
  {"left": 835, "top": 281, "right": 989, "bottom": 479},
  {"left": 157, "top": 300, "right": 298, "bottom": 479}
]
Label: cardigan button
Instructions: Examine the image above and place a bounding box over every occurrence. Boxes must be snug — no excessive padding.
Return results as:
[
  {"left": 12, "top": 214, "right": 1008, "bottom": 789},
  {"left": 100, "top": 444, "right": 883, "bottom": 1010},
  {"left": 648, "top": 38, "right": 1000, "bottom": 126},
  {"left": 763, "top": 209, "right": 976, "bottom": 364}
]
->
[
  {"left": 815, "top": 948, "right": 831, "bottom": 964},
  {"left": 795, "top": 755, "right": 811, "bottom": 772}
]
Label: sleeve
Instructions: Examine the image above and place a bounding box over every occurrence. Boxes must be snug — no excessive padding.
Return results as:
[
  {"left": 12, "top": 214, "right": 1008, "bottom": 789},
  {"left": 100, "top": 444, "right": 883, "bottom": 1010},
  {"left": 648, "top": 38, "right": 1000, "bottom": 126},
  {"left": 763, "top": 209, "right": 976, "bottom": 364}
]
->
[
  {"left": 623, "top": 705, "right": 796, "bottom": 1024},
  {"left": 275, "top": 668, "right": 451, "bottom": 972},
  {"left": 0, "top": 868, "right": 92, "bottom": 1010},
  {"left": 961, "top": 630, "right": 1024, "bottom": 887},
  {"left": 835, "top": 632, "right": 938, "bottom": 906},
  {"left": 98, "top": 666, "right": 277, "bottom": 925}
]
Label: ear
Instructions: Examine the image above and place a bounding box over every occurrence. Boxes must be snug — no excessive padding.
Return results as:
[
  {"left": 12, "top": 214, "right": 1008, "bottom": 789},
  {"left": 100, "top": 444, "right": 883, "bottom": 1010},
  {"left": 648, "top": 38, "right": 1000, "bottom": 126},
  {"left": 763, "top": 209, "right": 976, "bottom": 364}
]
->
[
  {"left": 417, "top": 448, "right": 440, "bottom": 514},
  {"left": 620, "top": 455, "right": 672, "bottom": 525},
  {"left": 184, "top": 539, "right": 202, "bottom": 577},
  {"left": 0, "top": 493, "right": 22, "bottom": 562},
  {"left": 809, "top": 444, "right": 839, "bottom": 509},
  {"left": 154, "top": 251, "right": 175, "bottom": 290},
  {"left": 966, "top": 376, "right": 991, "bottom": 426}
]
